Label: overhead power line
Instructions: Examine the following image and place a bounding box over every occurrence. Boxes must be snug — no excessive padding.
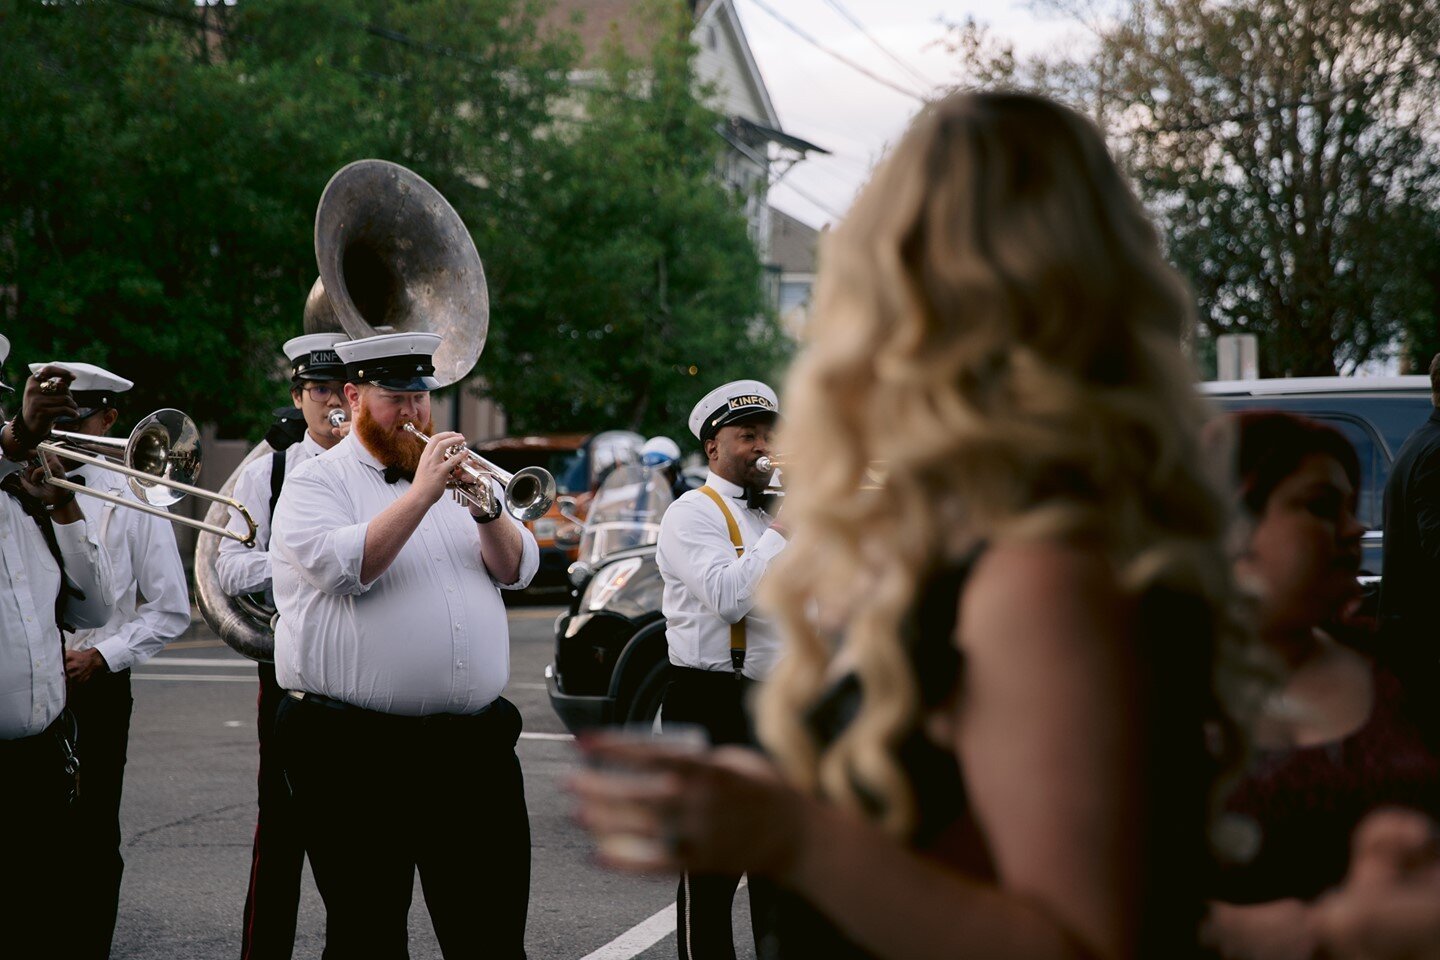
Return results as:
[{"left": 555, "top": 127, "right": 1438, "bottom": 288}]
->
[
  {"left": 739, "top": 0, "right": 929, "bottom": 103},
  {"left": 819, "top": 0, "right": 937, "bottom": 93}
]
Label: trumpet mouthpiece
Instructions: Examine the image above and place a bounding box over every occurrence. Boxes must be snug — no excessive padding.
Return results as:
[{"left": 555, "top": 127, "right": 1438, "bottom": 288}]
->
[{"left": 328, "top": 409, "right": 348, "bottom": 427}]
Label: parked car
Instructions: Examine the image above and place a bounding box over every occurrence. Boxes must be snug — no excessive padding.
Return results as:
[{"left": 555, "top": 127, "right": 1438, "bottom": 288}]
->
[
  {"left": 546, "top": 377, "right": 1434, "bottom": 732},
  {"left": 1203, "top": 376, "right": 1431, "bottom": 586},
  {"left": 474, "top": 430, "right": 645, "bottom": 591}
]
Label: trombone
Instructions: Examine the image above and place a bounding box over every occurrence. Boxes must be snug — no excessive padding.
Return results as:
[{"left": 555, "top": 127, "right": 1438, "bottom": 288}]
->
[
  {"left": 402, "top": 422, "right": 556, "bottom": 522},
  {"left": 35, "top": 408, "right": 259, "bottom": 548}
]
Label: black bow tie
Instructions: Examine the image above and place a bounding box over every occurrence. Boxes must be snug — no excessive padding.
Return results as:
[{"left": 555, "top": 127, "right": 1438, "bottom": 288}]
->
[
  {"left": 383, "top": 465, "right": 413, "bottom": 485},
  {"left": 736, "top": 486, "right": 775, "bottom": 513}
]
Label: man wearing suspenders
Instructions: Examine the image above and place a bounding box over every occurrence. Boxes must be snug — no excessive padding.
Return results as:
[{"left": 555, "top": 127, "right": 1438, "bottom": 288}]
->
[
  {"left": 215, "top": 332, "right": 348, "bottom": 960},
  {"left": 655, "top": 379, "right": 787, "bottom": 960}
]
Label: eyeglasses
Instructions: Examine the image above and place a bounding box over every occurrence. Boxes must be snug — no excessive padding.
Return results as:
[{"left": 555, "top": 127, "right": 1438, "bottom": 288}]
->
[{"left": 301, "top": 383, "right": 344, "bottom": 402}]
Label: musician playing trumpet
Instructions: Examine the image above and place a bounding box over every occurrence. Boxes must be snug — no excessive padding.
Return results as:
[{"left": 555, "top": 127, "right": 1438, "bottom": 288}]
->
[
  {"left": 216, "top": 332, "right": 349, "bottom": 960},
  {"left": 269, "top": 331, "right": 537, "bottom": 960}
]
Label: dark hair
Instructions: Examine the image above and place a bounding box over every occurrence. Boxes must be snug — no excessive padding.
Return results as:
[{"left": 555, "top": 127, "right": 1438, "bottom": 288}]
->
[{"left": 1205, "top": 411, "right": 1360, "bottom": 519}]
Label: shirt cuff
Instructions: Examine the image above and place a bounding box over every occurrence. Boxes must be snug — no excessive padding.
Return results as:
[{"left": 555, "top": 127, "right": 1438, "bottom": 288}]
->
[
  {"left": 337, "top": 520, "right": 378, "bottom": 594},
  {"left": 751, "top": 527, "right": 788, "bottom": 563},
  {"left": 53, "top": 513, "right": 100, "bottom": 557},
  {"left": 94, "top": 637, "right": 131, "bottom": 674}
]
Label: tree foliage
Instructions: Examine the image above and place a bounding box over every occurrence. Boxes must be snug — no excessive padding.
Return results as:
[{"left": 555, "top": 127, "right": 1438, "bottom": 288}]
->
[
  {"left": 941, "top": 0, "right": 1440, "bottom": 376},
  {"left": 0, "top": 0, "right": 779, "bottom": 442},
  {"left": 488, "top": 1, "right": 787, "bottom": 437}
]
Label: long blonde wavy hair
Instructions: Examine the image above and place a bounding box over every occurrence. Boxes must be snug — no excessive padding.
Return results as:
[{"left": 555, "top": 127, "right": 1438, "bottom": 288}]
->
[{"left": 758, "top": 91, "right": 1250, "bottom": 837}]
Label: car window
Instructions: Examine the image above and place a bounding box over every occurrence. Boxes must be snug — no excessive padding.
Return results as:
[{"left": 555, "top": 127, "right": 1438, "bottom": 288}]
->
[{"left": 1312, "top": 415, "right": 1383, "bottom": 532}]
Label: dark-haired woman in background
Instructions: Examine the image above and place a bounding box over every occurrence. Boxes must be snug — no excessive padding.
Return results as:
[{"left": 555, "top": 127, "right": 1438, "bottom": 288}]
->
[{"left": 1203, "top": 411, "right": 1440, "bottom": 960}]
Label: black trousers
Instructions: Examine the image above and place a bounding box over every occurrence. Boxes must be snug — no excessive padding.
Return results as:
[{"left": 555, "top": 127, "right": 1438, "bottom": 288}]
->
[
  {"left": 662, "top": 666, "right": 778, "bottom": 960},
  {"left": 241, "top": 661, "right": 306, "bottom": 960},
  {"left": 275, "top": 693, "right": 530, "bottom": 960},
  {"left": 0, "top": 715, "right": 74, "bottom": 935},
  {"left": 65, "top": 667, "right": 133, "bottom": 960}
]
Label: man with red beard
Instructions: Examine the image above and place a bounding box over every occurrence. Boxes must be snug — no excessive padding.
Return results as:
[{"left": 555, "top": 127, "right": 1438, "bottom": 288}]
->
[{"left": 269, "top": 332, "right": 538, "bottom": 959}]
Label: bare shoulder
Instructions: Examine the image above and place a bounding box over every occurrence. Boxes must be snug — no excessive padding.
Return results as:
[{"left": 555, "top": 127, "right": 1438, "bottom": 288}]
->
[{"left": 960, "top": 539, "right": 1131, "bottom": 661}]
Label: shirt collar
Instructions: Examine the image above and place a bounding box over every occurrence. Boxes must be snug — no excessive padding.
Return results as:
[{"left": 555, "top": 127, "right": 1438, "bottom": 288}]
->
[
  {"left": 345, "top": 432, "right": 388, "bottom": 477},
  {"left": 704, "top": 471, "right": 746, "bottom": 499},
  {"left": 299, "top": 431, "right": 328, "bottom": 459}
]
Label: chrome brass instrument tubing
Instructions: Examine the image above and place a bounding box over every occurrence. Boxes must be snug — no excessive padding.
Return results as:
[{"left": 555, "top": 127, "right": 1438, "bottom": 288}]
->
[
  {"left": 37, "top": 409, "right": 258, "bottom": 547},
  {"left": 401, "top": 422, "right": 556, "bottom": 521},
  {"left": 328, "top": 408, "right": 348, "bottom": 428},
  {"left": 756, "top": 455, "right": 783, "bottom": 473}
]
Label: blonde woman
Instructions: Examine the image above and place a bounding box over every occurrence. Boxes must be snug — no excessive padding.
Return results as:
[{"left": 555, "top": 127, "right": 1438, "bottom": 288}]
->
[{"left": 573, "top": 91, "right": 1249, "bottom": 960}]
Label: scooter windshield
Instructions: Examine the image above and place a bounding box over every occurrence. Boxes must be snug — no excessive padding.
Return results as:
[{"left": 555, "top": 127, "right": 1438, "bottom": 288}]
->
[{"left": 575, "top": 463, "right": 674, "bottom": 567}]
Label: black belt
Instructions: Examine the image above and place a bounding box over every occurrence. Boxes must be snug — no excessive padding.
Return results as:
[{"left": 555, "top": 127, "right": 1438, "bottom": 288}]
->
[{"left": 287, "top": 689, "right": 496, "bottom": 724}]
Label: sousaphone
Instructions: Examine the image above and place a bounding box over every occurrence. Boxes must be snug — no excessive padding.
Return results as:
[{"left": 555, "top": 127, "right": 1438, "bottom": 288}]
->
[{"left": 194, "top": 160, "right": 489, "bottom": 661}]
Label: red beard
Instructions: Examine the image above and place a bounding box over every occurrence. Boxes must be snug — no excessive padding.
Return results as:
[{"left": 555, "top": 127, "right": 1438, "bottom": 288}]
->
[{"left": 355, "top": 402, "right": 434, "bottom": 476}]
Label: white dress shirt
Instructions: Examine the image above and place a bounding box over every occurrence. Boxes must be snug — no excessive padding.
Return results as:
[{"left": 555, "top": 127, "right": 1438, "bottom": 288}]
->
[
  {"left": 0, "top": 481, "right": 113, "bottom": 739},
  {"left": 270, "top": 433, "right": 540, "bottom": 715},
  {"left": 656, "top": 471, "right": 787, "bottom": 680},
  {"left": 215, "top": 432, "right": 327, "bottom": 598},
  {"left": 66, "top": 463, "right": 190, "bottom": 673}
]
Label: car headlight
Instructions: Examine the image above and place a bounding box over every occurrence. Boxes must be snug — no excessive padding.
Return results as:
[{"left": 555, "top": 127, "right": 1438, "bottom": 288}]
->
[{"left": 584, "top": 557, "right": 644, "bottom": 611}]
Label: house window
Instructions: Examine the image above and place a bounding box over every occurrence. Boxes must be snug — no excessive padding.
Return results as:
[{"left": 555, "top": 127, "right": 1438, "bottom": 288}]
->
[{"left": 707, "top": 26, "right": 717, "bottom": 50}]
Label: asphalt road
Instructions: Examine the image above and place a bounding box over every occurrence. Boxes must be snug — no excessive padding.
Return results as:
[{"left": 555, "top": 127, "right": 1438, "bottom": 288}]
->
[{"left": 109, "top": 602, "right": 759, "bottom": 960}]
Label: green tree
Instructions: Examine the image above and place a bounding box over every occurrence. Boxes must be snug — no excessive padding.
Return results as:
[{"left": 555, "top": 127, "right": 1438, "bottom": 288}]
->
[
  {"left": 0, "top": 0, "right": 574, "bottom": 436},
  {"left": 485, "top": 0, "right": 789, "bottom": 438},
  {"left": 941, "top": 0, "right": 1440, "bottom": 376}
]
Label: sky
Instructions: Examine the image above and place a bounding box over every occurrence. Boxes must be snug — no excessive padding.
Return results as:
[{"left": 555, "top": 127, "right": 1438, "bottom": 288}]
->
[{"left": 728, "top": 0, "right": 1081, "bottom": 228}]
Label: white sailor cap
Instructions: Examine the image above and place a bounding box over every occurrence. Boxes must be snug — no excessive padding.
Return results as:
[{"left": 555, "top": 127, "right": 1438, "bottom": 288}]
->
[
  {"left": 283, "top": 333, "right": 348, "bottom": 382},
  {"left": 335, "top": 332, "right": 442, "bottom": 391},
  {"left": 687, "top": 379, "right": 779, "bottom": 441},
  {"left": 28, "top": 361, "right": 133, "bottom": 421}
]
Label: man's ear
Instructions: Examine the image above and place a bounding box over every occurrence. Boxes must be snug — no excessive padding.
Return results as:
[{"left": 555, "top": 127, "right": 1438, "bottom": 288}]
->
[
  {"left": 703, "top": 437, "right": 718, "bottom": 462},
  {"left": 291, "top": 386, "right": 303, "bottom": 407},
  {"left": 102, "top": 408, "right": 119, "bottom": 432},
  {"left": 344, "top": 383, "right": 362, "bottom": 406}
]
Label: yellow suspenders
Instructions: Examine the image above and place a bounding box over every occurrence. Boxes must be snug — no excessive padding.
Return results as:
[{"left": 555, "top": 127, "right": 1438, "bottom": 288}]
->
[{"left": 698, "top": 485, "right": 747, "bottom": 677}]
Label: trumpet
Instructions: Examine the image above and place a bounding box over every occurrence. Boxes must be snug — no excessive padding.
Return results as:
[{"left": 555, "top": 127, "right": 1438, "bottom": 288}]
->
[
  {"left": 402, "top": 423, "right": 556, "bottom": 522},
  {"left": 328, "top": 408, "right": 348, "bottom": 428},
  {"left": 755, "top": 455, "right": 886, "bottom": 490},
  {"left": 35, "top": 408, "right": 259, "bottom": 547}
]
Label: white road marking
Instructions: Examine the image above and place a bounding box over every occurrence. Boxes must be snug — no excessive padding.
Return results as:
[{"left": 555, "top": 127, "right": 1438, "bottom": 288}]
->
[
  {"left": 577, "top": 902, "right": 677, "bottom": 960},
  {"left": 578, "top": 878, "right": 743, "bottom": 959},
  {"left": 519, "top": 732, "right": 574, "bottom": 741},
  {"left": 508, "top": 682, "right": 547, "bottom": 691},
  {"left": 143, "top": 658, "right": 254, "bottom": 668},
  {"left": 132, "top": 673, "right": 256, "bottom": 683}
]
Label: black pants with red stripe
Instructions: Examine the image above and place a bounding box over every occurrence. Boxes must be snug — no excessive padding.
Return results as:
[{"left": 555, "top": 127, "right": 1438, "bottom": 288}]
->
[
  {"left": 663, "top": 666, "right": 779, "bottom": 960},
  {"left": 240, "top": 661, "right": 306, "bottom": 960}
]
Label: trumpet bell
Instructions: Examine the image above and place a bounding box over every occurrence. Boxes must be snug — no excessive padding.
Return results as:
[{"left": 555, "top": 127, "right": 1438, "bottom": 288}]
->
[
  {"left": 125, "top": 409, "right": 202, "bottom": 507},
  {"left": 507, "top": 467, "right": 558, "bottom": 523}
]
